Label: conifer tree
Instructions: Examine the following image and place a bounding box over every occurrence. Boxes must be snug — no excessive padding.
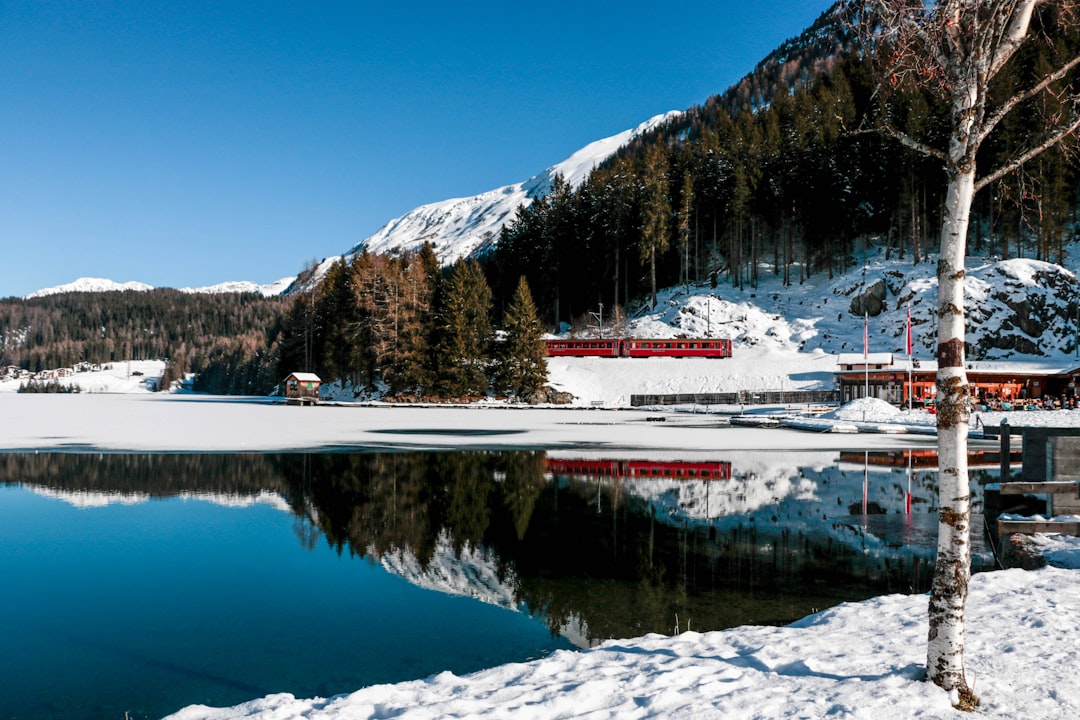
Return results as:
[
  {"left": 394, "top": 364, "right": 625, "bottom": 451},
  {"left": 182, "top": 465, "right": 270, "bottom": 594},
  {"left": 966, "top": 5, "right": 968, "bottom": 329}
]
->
[
  {"left": 385, "top": 248, "right": 439, "bottom": 395},
  {"left": 435, "top": 259, "right": 493, "bottom": 397},
  {"left": 496, "top": 276, "right": 547, "bottom": 401},
  {"left": 640, "top": 142, "right": 671, "bottom": 307}
]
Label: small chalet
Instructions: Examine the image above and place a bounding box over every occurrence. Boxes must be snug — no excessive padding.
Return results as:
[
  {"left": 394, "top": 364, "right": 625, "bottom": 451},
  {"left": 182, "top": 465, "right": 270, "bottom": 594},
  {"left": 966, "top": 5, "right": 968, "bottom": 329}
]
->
[{"left": 284, "top": 372, "right": 322, "bottom": 405}]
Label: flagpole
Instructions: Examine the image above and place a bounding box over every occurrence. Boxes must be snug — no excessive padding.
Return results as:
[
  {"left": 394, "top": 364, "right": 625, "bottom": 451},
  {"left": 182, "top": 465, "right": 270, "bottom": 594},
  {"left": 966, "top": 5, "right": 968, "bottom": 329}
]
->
[
  {"left": 864, "top": 311, "right": 869, "bottom": 401},
  {"left": 907, "top": 305, "right": 913, "bottom": 409}
]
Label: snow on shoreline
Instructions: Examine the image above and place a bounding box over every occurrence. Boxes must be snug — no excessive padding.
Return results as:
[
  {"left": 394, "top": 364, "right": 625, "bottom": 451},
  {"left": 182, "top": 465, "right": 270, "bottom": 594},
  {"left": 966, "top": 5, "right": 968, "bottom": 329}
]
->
[{"left": 166, "top": 566, "right": 1080, "bottom": 720}]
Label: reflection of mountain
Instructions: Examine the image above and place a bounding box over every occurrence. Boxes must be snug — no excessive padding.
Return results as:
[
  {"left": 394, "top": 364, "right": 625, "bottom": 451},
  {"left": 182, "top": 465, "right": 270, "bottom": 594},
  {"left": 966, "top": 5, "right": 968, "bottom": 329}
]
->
[
  {"left": 1, "top": 449, "right": 999, "bottom": 645},
  {"left": 23, "top": 485, "right": 292, "bottom": 511},
  {"left": 379, "top": 531, "right": 518, "bottom": 611}
]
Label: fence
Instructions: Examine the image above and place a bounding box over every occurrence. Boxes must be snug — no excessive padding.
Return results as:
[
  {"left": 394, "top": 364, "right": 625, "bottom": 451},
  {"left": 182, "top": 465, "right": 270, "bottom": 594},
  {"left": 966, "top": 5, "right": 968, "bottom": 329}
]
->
[{"left": 629, "top": 390, "right": 839, "bottom": 407}]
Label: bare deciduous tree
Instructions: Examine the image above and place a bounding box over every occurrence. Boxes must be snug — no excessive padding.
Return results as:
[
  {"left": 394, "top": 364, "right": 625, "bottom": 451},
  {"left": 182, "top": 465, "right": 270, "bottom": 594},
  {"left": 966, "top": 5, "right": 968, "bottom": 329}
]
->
[{"left": 858, "top": 0, "right": 1080, "bottom": 708}]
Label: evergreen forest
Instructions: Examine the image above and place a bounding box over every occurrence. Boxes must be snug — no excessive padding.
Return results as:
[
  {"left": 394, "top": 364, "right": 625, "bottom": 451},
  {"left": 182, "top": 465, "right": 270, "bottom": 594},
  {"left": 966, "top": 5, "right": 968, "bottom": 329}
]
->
[{"left": 0, "top": 290, "right": 290, "bottom": 395}]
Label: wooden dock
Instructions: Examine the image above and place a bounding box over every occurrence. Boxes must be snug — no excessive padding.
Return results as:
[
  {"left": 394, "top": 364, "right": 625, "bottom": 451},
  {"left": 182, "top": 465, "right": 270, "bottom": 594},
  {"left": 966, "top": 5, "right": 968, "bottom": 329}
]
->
[{"left": 991, "top": 430, "right": 1080, "bottom": 538}]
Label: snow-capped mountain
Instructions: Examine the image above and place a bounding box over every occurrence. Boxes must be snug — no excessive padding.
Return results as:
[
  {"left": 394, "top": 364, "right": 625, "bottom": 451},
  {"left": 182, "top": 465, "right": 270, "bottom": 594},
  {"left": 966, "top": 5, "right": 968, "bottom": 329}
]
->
[
  {"left": 24, "top": 276, "right": 294, "bottom": 300},
  {"left": 24, "top": 277, "right": 155, "bottom": 299},
  {"left": 349, "top": 111, "right": 683, "bottom": 267},
  {"left": 24, "top": 113, "right": 680, "bottom": 300},
  {"left": 177, "top": 278, "right": 296, "bottom": 297}
]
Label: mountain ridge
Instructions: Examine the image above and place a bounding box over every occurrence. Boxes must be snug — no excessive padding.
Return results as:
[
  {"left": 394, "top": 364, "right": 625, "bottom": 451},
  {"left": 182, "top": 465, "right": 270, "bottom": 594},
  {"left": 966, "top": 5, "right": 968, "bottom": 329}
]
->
[{"left": 25, "top": 276, "right": 295, "bottom": 300}]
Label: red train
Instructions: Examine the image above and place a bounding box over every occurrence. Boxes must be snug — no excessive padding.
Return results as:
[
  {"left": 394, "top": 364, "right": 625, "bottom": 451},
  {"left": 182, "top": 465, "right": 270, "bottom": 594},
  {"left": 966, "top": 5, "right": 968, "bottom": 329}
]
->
[
  {"left": 544, "top": 337, "right": 732, "bottom": 358},
  {"left": 547, "top": 458, "right": 733, "bottom": 480}
]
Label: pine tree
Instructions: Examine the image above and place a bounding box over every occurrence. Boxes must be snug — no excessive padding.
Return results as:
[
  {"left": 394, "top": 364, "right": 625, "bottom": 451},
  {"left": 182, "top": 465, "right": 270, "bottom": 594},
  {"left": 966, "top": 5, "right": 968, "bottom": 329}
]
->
[
  {"left": 385, "top": 248, "right": 438, "bottom": 396},
  {"left": 435, "top": 259, "right": 493, "bottom": 398},
  {"left": 496, "top": 276, "right": 548, "bottom": 401},
  {"left": 639, "top": 142, "right": 671, "bottom": 307}
]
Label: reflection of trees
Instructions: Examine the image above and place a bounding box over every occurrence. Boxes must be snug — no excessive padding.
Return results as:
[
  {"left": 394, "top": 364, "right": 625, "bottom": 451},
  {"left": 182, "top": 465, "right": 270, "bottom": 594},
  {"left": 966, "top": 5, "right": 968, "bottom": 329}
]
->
[
  {"left": 5, "top": 451, "right": 955, "bottom": 645},
  {"left": 0, "top": 452, "right": 287, "bottom": 498},
  {"left": 441, "top": 452, "right": 492, "bottom": 555},
  {"left": 500, "top": 451, "right": 546, "bottom": 541},
  {"left": 280, "top": 453, "right": 440, "bottom": 566}
]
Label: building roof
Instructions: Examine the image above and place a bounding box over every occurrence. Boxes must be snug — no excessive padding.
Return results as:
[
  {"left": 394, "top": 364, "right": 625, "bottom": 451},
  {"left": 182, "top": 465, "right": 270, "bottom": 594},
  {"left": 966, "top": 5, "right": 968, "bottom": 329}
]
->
[
  {"left": 836, "top": 353, "right": 895, "bottom": 367},
  {"left": 286, "top": 372, "right": 321, "bottom": 382}
]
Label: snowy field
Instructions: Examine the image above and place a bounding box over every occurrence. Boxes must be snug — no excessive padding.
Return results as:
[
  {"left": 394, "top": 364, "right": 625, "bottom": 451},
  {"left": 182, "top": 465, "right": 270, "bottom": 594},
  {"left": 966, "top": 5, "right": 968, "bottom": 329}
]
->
[{"left": 0, "top": 392, "right": 945, "bottom": 453}]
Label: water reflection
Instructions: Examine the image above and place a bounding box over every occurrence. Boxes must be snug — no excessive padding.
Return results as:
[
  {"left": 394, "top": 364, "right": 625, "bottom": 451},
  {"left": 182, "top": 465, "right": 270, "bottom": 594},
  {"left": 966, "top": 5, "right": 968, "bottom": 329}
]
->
[{"left": 0, "top": 448, "right": 1004, "bottom": 647}]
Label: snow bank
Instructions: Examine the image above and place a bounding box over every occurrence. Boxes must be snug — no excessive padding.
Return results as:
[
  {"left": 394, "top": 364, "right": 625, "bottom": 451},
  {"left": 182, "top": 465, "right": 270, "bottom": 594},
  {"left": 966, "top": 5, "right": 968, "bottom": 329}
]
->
[
  {"left": 165, "top": 566, "right": 1080, "bottom": 720},
  {"left": 821, "top": 397, "right": 902, "bottom": 421}
]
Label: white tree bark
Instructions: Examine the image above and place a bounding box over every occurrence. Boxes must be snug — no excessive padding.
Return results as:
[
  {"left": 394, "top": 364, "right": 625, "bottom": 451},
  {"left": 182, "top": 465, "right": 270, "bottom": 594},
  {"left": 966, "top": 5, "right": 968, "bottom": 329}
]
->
[
  {"left": 928, "top": 161, "right": 974, "bottom": 697},
  {"left": 860, "top": 0, "right": 1079, "bottom": 707}
]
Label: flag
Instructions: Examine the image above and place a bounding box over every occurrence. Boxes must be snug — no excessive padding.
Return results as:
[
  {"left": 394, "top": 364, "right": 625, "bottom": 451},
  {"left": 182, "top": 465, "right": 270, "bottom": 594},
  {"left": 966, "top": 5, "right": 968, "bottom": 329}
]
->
[
  {"left": 863, "top": 312, "right": 869, "bottom": 359},
  {"left": 906, "top": 306, "right": 913, "bottom": 356}
]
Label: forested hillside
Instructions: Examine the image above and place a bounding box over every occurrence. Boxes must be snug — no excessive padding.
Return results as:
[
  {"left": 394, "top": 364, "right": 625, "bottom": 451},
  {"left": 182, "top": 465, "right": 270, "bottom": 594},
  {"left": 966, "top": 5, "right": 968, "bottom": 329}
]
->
[
  {"left": 0, "top": 290, "right": 290, "bottom": 394},
  {"left": 487, "top": 1, "right": 1079, "bottom": 329},
  {"left": 274, "top": 251, "right": 549, "bottom": 401}
]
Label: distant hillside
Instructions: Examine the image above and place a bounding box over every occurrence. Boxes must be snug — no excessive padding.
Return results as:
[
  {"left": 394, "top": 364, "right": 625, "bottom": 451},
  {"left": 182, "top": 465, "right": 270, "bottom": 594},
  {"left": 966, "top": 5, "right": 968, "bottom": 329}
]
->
[{"left": 0, "top": 289, "right": 289, "bottom": 394}]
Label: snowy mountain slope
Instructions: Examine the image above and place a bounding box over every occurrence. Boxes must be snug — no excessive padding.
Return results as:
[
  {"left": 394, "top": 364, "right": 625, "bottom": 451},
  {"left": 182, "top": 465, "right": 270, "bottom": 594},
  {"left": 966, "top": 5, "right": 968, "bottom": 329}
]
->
[
  {"left": 350, "top": 111, "right": 683, "bottom": 266},
  {"left": 24, "top": 276, "right": 294, "bottom": 299},
  {"left": 24, "top": 277, "right": 154, "bottom": 299},
  {"left": 177, "top": 277, "right": 296, "bottom": 296},
  {"left": 546, "top": 251, "right": 1080, "bottom": 404},
  {"left": 618, "top": 253, "right": 1080, "bottom": 360}
]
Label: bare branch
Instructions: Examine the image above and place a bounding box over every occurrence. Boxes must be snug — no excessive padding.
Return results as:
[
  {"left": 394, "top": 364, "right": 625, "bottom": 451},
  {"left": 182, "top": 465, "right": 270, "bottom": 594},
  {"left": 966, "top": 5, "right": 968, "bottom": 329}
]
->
[
  {"left": 989, "top": 0, "right": 1040, "bottom": 77},
  {"left": 978, "top": 55, "right": 1080, "bottom": 143},
  {"left": 975, "top": 112, "right": 1080, "bottom": 191},
  {"left": 882, "top": 123, "right": 950, "bottom": 161}
]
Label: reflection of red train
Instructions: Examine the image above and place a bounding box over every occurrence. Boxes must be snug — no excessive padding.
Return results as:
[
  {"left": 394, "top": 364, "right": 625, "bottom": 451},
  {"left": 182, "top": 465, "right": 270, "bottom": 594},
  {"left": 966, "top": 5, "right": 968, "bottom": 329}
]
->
[
  {"left": 547, "top": 459, "right": 732, "bottom": 480},
  {"left": 544, "top": 338, "right": 732, "bottom": 358}
]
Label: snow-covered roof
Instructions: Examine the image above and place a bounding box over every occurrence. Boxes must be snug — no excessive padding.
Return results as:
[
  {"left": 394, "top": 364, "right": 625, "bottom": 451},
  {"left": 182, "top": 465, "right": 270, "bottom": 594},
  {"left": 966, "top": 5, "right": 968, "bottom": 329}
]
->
[
  {"left": 285, "top": 372, "right": 321, "bottom": 382},
  {"left": 837, "top": 353, "right": 895, "bottom": 367}
]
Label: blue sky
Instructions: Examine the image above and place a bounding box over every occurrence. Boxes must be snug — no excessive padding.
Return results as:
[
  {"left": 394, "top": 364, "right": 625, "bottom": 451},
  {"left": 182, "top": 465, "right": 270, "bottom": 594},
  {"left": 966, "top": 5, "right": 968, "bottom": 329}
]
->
[{"left": 0, "top": 1, "right": 833, "bottom": 298}]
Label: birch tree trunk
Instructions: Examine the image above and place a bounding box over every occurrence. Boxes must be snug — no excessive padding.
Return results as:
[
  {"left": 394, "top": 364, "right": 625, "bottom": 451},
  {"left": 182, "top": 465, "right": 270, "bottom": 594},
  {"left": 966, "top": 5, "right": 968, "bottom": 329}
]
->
[
  {"left": 929, "top": 161, "right": 974, "bottom": 701},
  {"left": 860, "top": 0, "right": 1080, "bottom": 708}
]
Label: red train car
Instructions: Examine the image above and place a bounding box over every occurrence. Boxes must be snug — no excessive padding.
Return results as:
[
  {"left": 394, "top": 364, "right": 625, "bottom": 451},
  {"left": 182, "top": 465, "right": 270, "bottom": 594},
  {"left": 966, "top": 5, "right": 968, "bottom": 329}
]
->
[
  {"left": 546, "top": 458, "right": 733, "bottom": 480},
  {"left": 544, "top": 338, "right": 731, "bottom": 359},
  {"left": 543, "top": 339, "right": 622, "bottom": 357},
  {"left": 622, "top": 338, "right": 732, "bottom": 358}
]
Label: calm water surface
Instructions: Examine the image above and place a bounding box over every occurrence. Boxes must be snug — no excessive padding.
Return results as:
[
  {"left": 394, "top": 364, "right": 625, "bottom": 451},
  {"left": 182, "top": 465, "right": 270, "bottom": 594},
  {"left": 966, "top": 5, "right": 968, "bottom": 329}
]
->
[{"left": 0, "top": 450, "right": 1002, "bottom": 720}]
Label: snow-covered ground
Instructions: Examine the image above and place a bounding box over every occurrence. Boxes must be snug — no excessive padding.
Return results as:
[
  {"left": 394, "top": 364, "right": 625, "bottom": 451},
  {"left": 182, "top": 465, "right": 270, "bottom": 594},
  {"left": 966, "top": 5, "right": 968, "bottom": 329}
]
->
[
  {"left": 0, "top": 393, "right": 946, "bottom": 453},
  {"left": 165, "top": 566, "right": 1079, "bottom": 720},
  {"left": 0, "top": 359, "right": 166, "bottom": 393}
]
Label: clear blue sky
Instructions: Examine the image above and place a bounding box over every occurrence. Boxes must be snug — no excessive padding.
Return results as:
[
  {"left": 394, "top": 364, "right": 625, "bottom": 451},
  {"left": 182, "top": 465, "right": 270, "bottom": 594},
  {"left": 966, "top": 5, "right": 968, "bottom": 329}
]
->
[{"left": 0, "top": 1, "right": 833, "bottom": 298}]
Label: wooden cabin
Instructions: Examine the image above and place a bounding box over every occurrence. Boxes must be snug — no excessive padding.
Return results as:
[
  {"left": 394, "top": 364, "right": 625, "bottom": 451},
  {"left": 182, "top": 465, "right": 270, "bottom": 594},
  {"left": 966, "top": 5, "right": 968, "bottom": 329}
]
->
[{"left": 284, "top": 372, "right": 321, "bottom": 405}]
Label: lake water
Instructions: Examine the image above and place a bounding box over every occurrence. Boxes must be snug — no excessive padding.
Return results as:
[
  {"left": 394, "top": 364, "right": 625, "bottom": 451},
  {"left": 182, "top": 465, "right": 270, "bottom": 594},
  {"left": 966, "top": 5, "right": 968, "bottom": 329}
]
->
[{"left": 0, "top": 450, "right": 1003, "bottom": 720}]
